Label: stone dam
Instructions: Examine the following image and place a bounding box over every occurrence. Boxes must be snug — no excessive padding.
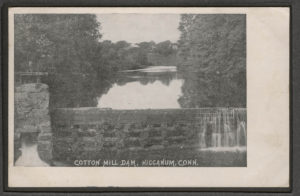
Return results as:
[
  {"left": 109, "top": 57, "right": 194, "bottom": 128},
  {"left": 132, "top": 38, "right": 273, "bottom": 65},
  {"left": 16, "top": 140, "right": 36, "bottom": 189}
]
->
[{"left": 14, "top": 83, "right": 247, "bottom": 167}]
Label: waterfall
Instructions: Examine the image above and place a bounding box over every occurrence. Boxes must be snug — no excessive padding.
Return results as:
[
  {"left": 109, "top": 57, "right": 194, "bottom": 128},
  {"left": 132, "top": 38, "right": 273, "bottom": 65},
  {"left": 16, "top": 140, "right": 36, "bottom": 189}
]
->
[
  {"left": 237, "top": 121, "right": 247, "bottom": 146},
  {"left": 211, "top": 114, "right": 222, "bottom": 147},
  {"left": 198, "top": 108, "right": 246, "bottom": 150}
]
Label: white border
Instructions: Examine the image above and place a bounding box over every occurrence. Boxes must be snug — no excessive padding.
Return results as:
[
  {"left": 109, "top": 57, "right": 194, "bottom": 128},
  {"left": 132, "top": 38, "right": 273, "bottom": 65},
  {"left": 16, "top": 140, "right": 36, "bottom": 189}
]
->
[{"left": 8, "top": 7, "right": 290, "bottom": 188}]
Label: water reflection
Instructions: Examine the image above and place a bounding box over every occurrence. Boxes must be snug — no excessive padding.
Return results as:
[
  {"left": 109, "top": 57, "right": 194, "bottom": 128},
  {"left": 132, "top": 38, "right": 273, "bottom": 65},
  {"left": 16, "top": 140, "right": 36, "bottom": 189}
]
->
[{"left": 97, "top": 66, "right": 184, "bottom": 109}]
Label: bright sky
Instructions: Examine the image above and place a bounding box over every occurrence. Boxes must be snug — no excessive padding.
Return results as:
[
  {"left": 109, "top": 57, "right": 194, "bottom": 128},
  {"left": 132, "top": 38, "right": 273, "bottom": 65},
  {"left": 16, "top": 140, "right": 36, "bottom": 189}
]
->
[{"left": 96, "top": 14, "right": 181, "bottom": 44}]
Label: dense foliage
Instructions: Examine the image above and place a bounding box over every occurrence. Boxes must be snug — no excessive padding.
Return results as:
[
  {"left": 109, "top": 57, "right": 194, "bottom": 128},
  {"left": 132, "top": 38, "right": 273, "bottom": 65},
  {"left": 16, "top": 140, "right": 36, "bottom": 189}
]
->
[
  {"left": 15, "top": 14, "right": 246, "bottom": 109},
  {"left": 14, "top": 14, "right": 177, "bottom": 108},
  {"left": 15, "top": 14, "right": 107, "bottom": 108},
  {"left": 177, "top": 14, "right": 246, "bottom": 108}
]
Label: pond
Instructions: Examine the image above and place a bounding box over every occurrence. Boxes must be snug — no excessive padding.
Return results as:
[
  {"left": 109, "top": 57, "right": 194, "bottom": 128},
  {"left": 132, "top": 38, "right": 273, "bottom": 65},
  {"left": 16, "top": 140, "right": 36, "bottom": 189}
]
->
[{"left": 97, "top": 66, "right": 184, "bottom": 109}]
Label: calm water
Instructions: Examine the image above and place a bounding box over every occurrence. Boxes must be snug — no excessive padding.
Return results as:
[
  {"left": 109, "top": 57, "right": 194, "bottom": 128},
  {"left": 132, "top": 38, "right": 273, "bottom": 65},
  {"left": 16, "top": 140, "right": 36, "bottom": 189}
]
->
[
  {"left": 16, "top": 66, "right": 246, "bottom": 167},
  {"left": 97, "top": 66, "right": 184, "bottom": 109}
]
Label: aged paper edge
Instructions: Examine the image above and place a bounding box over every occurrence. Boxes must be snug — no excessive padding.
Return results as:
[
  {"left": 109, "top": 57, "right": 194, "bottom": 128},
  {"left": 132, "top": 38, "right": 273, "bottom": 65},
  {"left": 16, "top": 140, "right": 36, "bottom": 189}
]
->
[{"left": 8, "top": 7, "right": 290, "bottom": 188}]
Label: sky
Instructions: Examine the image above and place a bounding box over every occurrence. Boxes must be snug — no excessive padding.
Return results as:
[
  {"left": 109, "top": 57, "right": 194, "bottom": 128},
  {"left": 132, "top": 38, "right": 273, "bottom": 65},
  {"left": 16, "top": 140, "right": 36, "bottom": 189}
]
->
[{"left": 96, "top": 14, "right": 181, "bottom": 44}]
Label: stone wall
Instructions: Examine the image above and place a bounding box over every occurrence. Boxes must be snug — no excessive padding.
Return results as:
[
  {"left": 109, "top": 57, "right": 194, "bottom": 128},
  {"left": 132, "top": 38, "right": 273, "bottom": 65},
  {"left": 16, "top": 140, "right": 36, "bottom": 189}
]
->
[
  {"left": 14, "top": 83, "right": 52, "bottom": 164},
  {"left": 51, "top": 108, "right": 246, "bottom": 165},
  {"left": 14, "top": 83, "right": 247, "bottom": 166}
]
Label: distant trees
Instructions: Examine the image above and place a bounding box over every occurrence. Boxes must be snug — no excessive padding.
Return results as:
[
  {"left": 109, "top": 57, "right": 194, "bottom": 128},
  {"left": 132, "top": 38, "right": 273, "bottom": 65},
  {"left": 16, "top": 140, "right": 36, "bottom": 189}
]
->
[
  {"left": 136, "top": 41, "right": 155, "bottom": 51},
  {"left": 177, "top": 14, "right": 246, "bottom": 108},
  {"left": 154, "top": 40, "right": 176, "bottom": 56},
  {"left": 14, "top": 14, "right": 179, "bottom": 108},
  {"left": 97, "top": 40, "right": 151, "bottom": 71},
  {"left": 97, "top": 40, "right": 178, "bottom": 70},
  {"left": 14, "top": 14, "right": 246, "bottom": 109}
]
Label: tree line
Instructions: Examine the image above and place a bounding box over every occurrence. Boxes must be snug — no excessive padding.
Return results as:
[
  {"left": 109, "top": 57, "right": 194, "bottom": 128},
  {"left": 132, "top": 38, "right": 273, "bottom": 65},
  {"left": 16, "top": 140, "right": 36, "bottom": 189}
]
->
[
  {"left": 14, "top": 14, "right": 177, "bottom": 108},
  {"left": 15, "top": 14, "right": 177, "bottom": 74},
  {"left": 14, "top": 14, "right": 246, "bottom": 109}
]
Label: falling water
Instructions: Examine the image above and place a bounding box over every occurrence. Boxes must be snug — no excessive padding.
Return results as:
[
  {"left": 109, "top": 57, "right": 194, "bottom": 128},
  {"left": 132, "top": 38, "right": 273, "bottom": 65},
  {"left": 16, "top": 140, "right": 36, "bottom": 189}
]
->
[{"left": 198, "top": 108, "right": 246, "bottom": 151}]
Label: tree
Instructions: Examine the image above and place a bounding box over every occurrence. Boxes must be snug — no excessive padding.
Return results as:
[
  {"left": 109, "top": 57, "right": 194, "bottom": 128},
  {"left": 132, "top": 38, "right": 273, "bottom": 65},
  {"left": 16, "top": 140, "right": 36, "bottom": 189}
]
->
[
  {"left": 177, "top": 14, "right": 246, "bottom": 108},
  {"left": 136, "top": 41, "right": 155, "bottom": 52},
  {"left": 14, "top": 14, "right": 114, "bottom": 108},
  {"left": 154, "top": 40, "right": 175, "bottom": 56},
  {"left": 15, "top": 14, "right": 102, "bottom": 74}
]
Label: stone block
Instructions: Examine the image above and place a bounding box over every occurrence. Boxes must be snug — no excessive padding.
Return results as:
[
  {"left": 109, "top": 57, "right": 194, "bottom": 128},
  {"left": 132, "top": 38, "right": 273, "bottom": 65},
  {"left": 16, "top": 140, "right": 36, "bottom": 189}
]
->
[
  {"left": 38, "top": 144, "right": 53, "bottom": 164},
  {"left": 15, "top": 83, "right": 52, "bottom": 165},
  {"left": 128, "top": 147, "right": 143, "bottom": 151},
  {"left": 86, "top": 128, "right": 97, "bottom": 136},
  {"left": 148, "top": 145, "right": 164, "bottom": 150},
  {"left": 15, "top": 83, "right": 48, "bottom": 93},
  {"left": 103, "top": 137, "right": 118, "bottom": 142},
  {"left": 82, "top": 136, "right": 96, "bottom": 143},
  {"left": 18, "top": 125, "right": 39, "bottom": 133},
  {"left": 83, "top": 146, "right": 97, "bottom": 151},
  {"left": 38, "top": 132, "right": 52, "bottom": 141},
  {"left": 40, "top": 125, "right": 51, "bottom": 133}
]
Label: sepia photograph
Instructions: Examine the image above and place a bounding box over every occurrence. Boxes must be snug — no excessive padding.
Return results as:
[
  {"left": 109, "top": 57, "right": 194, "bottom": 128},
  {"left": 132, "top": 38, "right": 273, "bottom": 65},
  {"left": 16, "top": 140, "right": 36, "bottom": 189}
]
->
[
  {"left": 7, "top": 7, "right": 289, "bottom": 188},
  {"left": 13, "top": 13, "right": 246, "bottom": 167}
]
